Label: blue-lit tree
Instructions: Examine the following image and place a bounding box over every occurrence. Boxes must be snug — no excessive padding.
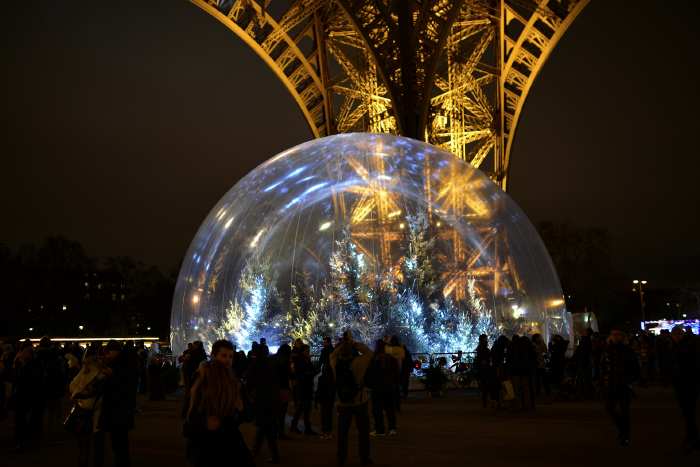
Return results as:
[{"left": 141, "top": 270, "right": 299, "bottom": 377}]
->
[{"left": 214, "top": 219, "right": 498, "bottom": 353}]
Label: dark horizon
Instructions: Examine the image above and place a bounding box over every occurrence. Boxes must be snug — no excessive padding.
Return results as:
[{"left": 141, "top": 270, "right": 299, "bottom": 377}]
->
[{"left": 3, "top": 1, "right": 700, "bottom": 288}]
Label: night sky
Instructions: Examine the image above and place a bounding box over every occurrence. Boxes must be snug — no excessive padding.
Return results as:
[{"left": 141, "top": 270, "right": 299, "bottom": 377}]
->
[{"left": 3, "top": 1, "right": 699, "bottom": 287}]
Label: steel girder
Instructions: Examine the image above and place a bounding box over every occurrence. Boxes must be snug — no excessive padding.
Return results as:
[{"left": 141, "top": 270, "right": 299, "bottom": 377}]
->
[{"left": 190, "top": 0, "right": 588, "bottom": 190}]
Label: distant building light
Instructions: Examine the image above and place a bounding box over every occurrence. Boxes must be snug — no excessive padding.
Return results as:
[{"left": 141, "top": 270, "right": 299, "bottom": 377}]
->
[
  {"left": 78, "top": 325, "right": 84, "bottom": 331},
  {"left": 683, "top": 314, "right": 688, "bottom": 318},
  {"left": 28, "top": 327, "right": 34, "bottom": 332},
  {"left": 146, "top": 326, "right": 151, "bottom": 331},
  {"left": 62, "top": 305, "right": 67, "bottom": 311},
  {"left": 23, "top": 336, "right": 159, "bottom": 343},
  {"left": 192, "top": 294, "right": 200, "bottom": 305}
]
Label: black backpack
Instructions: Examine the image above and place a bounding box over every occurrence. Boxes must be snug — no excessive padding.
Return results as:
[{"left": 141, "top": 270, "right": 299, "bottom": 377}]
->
[
  {"left": 364, "top": 357, "right": 386, "bottom": 390},
  {"left": 335, "top": 357, "right": 359, "bottom": 403}
]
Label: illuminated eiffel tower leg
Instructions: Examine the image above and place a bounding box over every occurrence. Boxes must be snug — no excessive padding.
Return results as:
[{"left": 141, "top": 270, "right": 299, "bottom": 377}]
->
[
  {"left": 190, "top": 0, "right": 588, "bottom": 295},
  {"left": 191, "top": 0, "right": 588, "bottom": 188}
]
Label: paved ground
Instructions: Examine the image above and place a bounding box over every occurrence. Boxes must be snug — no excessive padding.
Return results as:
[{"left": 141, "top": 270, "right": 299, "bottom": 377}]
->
[{"left": 1, "top": 387, "right": 698, "bottom": 466}]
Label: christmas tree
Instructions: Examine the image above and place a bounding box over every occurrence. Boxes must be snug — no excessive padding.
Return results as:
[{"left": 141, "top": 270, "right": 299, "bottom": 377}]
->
[{"left": 211, "top": 213, "right": 499, "bottom": 353}]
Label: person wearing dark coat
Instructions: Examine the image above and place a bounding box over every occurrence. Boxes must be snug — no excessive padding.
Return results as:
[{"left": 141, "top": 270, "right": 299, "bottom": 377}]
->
[
  {"left": 331, "top": 335, "right": 374, "bottom": 466},
  {"left": 491, "top": 335, "right": 510, "bottom": 408},
  {"left": 274, "top": 344, "right": 292, "bottom": 439},
  {"left": 509, "top": 335, "right": 536, "bottom": 410},
  {"left": 184, "top": 342, "right": 207, "bottom": 381},
  {"left": 474, "top": 334, "right": 495, "bottom": 408},
  {"left": 600, "top": 329, "right": 640, "bottom": 446},
  {"left": 181, "top": 342, "right": 207, "bottom": 418},
  {"left": 148, "top": 352, "right": 165, "bottom": 401},
  {"left": 0, "top": 343, "right": 13, "bottom": 421},
  {"left": 548, "top": 334, "right": 568, "bottom": 387},
  {"left": 574, "top": 329, "right": 594, "bottom": 398},
  {"left": 290, "top": 344, "right": 317, "bottom": 435},
  {"left": 12, "top": 341, "right": 44, "bottom": 450},
  {"left": 94, "top": 340, "right": 138, "bottom": 467},
  {"left": 532, "top": 334, "right": 550, "bottom": 399},
  {"left": 234, "top": 350, "right": 248, "bottom": 379},
  {"left": 316, "top": 336, "right": 335, "bottom": 439},
  {"left": 670, "top": 326, "right": 700, "bottom": 452},
  {"left": 367, "top": 340, "right": 399, "bottom": 436},
  {"left": 35, "top": 337, "right": 67, "bottom": 435},
  {"left": 247, "top": 345, "right": 281, "bottom": 463},
  {"left": 136, "top": 342, "right": 148, "bottom": 395}
]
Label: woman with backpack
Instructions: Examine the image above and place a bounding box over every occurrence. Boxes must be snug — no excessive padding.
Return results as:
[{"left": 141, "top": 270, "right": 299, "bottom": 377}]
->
[{"left": 330, "top": 331, "right": 374, "bottom": 466}]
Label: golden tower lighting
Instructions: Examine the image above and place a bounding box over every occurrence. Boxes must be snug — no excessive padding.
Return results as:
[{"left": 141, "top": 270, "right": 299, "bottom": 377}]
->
[
  {"left": 187, "top": 0, "right": 588, "bottom": 301},
  {"left": 190, "top": 0, "right": 588, "bottom": 190}
]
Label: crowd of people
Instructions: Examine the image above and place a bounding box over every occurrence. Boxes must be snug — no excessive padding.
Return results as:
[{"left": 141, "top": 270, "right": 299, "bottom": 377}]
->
[
  {"left": 0, "top": 336, "right": 165, "bottom": 466},
  {"left": 179, "top": 331, "right": 411, "bottom": 466},
  {"left": 0, "top": 324, "right": 697, "bottom": 465},
  {"left": 469, "top": 326, "right": 699, "bottom": 450}
]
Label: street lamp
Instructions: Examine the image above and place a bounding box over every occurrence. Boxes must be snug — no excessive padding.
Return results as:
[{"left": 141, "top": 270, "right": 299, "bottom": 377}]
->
[{"left": 633, "top": 280, "right": 647, "bottom": 326}]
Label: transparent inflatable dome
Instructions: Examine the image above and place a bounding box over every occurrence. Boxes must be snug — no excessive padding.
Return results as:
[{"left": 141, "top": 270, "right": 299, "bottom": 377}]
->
[{"left": 171, "top": 133, "right": 569, "bottom": 355}]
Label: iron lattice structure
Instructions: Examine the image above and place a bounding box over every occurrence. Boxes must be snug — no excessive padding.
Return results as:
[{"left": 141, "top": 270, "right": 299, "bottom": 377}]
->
[
  {"left": 191, "top": 0, "right": 587, "bottom": 190},
  {"left": 189, "top": 0, "right": 587, "bottom": 304}
]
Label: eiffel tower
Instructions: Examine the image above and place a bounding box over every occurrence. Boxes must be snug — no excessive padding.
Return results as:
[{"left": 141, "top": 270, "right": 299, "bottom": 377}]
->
[{"left": 190, "top": 0, "right": 587, "bottom": 303}]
